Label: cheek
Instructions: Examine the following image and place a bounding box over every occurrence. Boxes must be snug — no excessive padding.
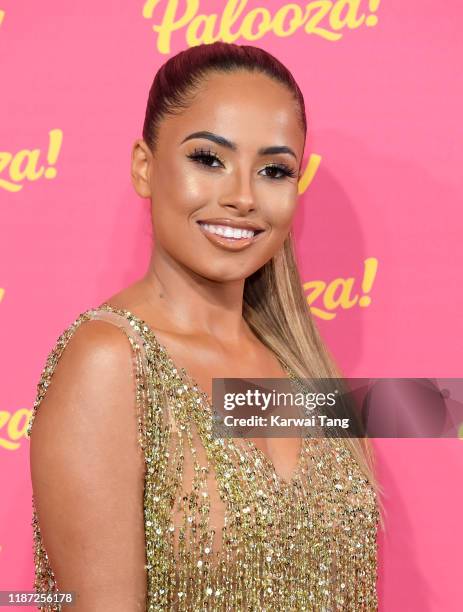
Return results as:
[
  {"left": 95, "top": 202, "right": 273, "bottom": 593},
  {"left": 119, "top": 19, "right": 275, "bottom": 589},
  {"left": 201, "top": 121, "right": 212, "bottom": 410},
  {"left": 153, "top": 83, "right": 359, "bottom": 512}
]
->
[
  {"left": 152, "top": 159, "right": 209, "bottom": 218},
  {"left": 263, "top": 190, "right": 298, "bottom": 230}
]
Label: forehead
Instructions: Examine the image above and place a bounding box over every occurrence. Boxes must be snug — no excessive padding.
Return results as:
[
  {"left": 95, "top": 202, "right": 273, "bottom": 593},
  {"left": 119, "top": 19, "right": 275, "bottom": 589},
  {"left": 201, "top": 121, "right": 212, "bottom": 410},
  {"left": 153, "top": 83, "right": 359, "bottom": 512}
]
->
[{"left": 158, "top": 71, "right": 304, "bottom": 156}]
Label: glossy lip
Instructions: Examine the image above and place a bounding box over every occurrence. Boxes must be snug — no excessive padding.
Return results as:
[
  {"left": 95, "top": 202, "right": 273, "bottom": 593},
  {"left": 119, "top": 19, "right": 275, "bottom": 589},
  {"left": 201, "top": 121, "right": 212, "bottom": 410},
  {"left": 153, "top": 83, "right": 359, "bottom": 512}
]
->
[{"left": 196, "top": 219, "right": 266, "bottom": 252}]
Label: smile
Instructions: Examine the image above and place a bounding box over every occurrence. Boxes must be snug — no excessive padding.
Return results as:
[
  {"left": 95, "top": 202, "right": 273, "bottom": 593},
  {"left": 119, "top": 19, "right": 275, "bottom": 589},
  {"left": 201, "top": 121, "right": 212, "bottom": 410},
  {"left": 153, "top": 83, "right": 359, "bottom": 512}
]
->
[{"left": 196, "top": 221, "right": 265, "bottom": 251}]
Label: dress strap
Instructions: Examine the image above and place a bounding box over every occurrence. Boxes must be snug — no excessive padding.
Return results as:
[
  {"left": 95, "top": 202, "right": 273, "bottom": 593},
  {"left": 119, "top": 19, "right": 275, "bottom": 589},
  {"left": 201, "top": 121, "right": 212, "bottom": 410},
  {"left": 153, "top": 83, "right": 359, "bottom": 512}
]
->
[
  {"left": 91, "top": 307, "right": 178, "bottom": 433},
  {"left": 87, "top": 307, "right": 148, "bottom": 362},
  {"left": 90, "top": 305, "right": 180, "bottom": 436},
  {"left": 85, "top": 307, "right": 156, "bottom": 450}
]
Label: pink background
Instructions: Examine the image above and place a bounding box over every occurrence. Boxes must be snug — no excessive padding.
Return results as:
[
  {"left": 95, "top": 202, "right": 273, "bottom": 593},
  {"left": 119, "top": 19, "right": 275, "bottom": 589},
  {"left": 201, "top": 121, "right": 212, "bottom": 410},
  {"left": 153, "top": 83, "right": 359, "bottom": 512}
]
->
[{"left": 1, "top": 1, "right": 462, "bottom": 610}]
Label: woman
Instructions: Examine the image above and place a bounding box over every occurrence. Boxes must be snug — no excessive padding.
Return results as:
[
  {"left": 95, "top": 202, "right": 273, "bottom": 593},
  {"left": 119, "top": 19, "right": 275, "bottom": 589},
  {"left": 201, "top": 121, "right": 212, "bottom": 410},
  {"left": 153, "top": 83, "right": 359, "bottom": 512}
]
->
[{"left": 27, "top": 42, "right": 382, "bottom": 611}]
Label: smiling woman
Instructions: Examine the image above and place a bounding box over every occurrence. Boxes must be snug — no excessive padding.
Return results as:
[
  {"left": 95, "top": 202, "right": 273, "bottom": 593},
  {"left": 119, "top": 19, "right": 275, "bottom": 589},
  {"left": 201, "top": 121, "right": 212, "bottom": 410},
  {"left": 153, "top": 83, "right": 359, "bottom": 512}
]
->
[{"left": 27, "top": 42, "right": 382, "bottom": 611}]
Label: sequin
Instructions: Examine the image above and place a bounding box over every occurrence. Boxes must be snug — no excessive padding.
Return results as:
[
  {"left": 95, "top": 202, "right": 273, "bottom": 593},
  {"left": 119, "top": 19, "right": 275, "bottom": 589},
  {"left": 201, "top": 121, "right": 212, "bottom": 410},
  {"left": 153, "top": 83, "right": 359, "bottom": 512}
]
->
[{"left": 26, "top": 303, "right": 379, "bottom": 611}]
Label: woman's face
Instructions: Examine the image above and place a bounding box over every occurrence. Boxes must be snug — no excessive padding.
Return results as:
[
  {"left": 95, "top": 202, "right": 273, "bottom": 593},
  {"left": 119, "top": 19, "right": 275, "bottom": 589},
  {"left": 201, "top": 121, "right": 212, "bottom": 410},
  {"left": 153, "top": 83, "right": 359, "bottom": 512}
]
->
[{"left": 133, "top": 70, "right": 305, "bottom": 282}]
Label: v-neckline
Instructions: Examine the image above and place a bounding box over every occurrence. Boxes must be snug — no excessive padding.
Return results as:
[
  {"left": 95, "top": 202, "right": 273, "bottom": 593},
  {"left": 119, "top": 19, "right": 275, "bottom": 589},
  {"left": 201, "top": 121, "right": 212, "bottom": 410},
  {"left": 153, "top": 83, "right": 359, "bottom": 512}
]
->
[{"left": 97, "top": 301, "right": 306, "bottom": 486}]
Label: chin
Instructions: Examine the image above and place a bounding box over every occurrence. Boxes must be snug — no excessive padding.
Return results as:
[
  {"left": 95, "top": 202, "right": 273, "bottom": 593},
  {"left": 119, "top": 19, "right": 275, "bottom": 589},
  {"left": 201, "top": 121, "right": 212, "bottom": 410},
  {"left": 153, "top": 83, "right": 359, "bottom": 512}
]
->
[{"left": 193, "top": 264, "right": 255, "bottom": 284}]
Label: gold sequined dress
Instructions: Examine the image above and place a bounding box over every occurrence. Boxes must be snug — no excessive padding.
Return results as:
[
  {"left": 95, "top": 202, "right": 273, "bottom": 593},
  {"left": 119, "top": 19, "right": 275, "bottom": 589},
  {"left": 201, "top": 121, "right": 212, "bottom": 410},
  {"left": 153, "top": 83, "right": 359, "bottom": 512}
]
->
[{"left": 26, "top": 303, "right": 379, "bottom": 611}]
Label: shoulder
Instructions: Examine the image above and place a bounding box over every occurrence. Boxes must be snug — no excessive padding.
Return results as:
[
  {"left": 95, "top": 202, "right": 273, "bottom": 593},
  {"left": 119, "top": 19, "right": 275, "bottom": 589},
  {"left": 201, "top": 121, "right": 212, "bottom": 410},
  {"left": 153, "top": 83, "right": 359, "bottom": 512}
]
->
[
  {"left": 57, "top": 310, "right": 137, "bottom": 363},
  {"left": 27, "top": 308, "right": 141, "bottom": 439}
]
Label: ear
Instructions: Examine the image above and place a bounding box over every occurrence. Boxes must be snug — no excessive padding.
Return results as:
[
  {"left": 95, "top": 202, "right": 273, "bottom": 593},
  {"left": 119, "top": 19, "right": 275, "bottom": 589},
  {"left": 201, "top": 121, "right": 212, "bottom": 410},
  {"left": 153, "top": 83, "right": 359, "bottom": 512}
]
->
[{"left": 131, "top": 139, "right": 152, "bottom": 198}]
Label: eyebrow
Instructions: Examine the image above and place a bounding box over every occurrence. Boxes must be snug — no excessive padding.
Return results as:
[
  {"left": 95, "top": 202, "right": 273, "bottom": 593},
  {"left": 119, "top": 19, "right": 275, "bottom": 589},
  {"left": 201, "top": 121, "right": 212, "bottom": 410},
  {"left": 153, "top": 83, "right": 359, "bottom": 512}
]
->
[{"left": 180, "top": 130, "right": 297, "bottom": 160}]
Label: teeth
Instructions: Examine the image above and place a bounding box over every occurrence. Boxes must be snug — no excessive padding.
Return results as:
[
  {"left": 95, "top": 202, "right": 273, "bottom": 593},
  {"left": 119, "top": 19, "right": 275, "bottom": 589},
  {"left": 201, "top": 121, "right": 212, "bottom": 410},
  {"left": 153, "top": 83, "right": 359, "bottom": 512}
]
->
[{"left": 200, "top": 223, "right": 255, "bottom": 239}]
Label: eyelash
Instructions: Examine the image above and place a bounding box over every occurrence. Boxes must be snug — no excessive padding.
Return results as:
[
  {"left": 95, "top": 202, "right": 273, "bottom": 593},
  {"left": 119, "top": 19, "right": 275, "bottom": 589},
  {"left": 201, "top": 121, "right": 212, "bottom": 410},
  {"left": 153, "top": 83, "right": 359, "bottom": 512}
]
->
[{"left": 186, "top": 147, "right": 298, "bottom": 180}]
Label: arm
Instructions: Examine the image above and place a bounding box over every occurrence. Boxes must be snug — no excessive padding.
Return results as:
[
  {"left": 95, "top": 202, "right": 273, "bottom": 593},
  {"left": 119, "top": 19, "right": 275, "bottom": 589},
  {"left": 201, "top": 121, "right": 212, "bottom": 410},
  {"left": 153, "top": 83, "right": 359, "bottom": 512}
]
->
[{"left": 29, "top": 320, "right": 147, "bottom": 611}]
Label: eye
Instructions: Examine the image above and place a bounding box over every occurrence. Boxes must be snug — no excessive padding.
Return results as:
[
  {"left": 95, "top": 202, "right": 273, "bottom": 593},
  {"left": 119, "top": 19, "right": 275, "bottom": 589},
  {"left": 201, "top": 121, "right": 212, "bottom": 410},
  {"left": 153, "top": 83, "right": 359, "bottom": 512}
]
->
[
  {"left": 186, "top": 147, "right": 225, "bottom": 168},
  {"left": 261, "top": 163, "right": 298, "bottom": 180},
  {"left": 186, "top": 148, "right": 298, "bottom": 181}
]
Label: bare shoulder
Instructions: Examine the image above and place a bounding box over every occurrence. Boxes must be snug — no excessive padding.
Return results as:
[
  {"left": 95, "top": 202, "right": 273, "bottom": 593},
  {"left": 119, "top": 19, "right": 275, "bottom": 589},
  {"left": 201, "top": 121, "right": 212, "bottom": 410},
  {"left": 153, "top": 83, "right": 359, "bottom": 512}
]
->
[{"left": 29, "top": 317, "right": 140, "bottom": 447}]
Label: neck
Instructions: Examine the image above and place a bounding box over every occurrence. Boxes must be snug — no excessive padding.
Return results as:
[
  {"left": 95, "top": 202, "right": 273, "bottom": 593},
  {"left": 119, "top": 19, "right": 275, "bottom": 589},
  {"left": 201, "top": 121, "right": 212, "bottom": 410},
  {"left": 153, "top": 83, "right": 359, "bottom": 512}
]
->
[{"left": 140, "top": 245, "right": 251, "bottom": 343}]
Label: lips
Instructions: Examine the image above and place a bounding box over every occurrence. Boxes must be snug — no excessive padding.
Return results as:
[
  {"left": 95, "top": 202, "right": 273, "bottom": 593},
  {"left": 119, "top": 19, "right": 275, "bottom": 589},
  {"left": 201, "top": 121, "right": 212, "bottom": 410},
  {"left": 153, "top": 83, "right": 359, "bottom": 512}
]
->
[{"left": 196, "top": 219, "right": 266, "bottom": 251}]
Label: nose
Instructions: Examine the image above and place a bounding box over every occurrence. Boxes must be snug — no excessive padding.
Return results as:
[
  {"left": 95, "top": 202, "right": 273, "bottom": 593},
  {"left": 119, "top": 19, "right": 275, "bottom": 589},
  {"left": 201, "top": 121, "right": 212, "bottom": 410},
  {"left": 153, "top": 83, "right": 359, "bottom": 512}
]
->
[{"left": 218, "top": 169, "right": 256, "bottom": 214}]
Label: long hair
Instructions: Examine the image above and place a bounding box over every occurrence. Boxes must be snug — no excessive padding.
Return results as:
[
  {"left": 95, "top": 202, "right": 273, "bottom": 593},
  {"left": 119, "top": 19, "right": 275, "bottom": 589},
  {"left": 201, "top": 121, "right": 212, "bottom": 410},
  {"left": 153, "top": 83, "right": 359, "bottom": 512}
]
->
[{"left": 142, "top": 41, "right": 384, "bottom": 524}]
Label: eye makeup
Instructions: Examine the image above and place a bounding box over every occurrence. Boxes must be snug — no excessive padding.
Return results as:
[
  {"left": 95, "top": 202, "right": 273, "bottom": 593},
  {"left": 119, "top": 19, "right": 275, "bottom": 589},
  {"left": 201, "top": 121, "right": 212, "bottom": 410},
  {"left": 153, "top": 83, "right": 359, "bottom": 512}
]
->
[{"left": 186, "top": 147, "right": 298, "bottom": 180}]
